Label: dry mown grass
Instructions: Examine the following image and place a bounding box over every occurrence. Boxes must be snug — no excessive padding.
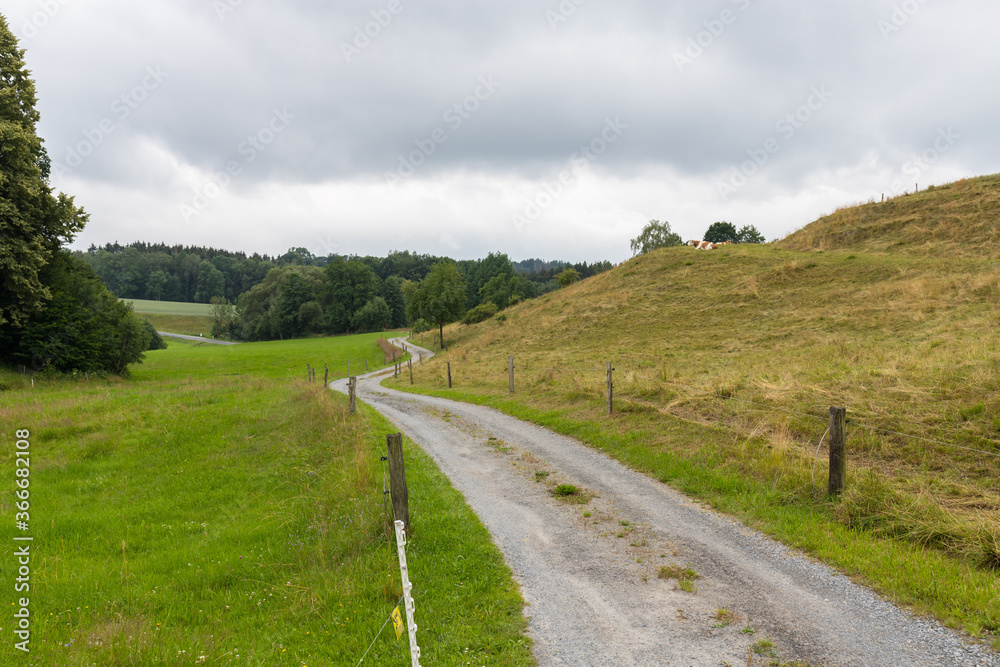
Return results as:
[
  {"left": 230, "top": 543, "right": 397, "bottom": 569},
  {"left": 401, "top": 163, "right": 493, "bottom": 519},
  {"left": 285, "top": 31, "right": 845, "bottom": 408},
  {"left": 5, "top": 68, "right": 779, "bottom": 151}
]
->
[
  {"left": 776, "top": 173, "right": 1000, "bottom": 257},
  {"left": 402, "top": 241, "right": 1000, "bottom": 575}
]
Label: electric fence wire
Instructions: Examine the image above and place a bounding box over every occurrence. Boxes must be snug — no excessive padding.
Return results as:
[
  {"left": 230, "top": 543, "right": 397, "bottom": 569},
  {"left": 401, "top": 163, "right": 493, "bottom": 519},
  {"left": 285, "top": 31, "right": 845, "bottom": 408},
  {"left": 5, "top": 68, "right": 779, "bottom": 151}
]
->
[
  {"left": 811, "top": 427, "right": 832, "bottom": 487},
  {"left": 658, "top": 375, "right": 1000, "bottom": 458},
  {"left": 354, "top": 595, "right": 405, "bottom": 667}
]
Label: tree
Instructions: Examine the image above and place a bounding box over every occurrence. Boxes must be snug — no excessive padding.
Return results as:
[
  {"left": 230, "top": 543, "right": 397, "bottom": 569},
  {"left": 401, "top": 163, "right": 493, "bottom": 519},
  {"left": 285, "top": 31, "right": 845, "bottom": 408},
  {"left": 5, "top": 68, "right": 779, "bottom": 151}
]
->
[
  {"left": 146, "top": 270, "right": 168, "bottom": 300},
  {"left": 463, "top": 252, "right": 515, "bottom": 309},
  {"left": 322, "top": 257, "right": 382, "bottom": 334},
  {"left": 0, "top": 252, "right": 149, "bottom": 374},
  {"left": 275, "top": 272, "right": 316, "bottom": 339},
  {"left": 298, "top": 301, "right": 324, "bottom": 335},
  {"left": 630, "top": 219, "right": 682, "bottom": 256},
  {"left": 737, "top": 224, "right": 766, "bottom": 244},
  {"left": 703, "top": 221, "right": 739, "bottom": 244},
  {"left": 235, "top": 265, "right": 324, "bottom": 341},
  {"left": 351, "top": 296, "right": 390, "bottom": 333},
  {"left": 209, "top": 296, "right": 237, "bottom": 339},
  {"left": 194, "top": 260, "right": 225, "bottom": 303},
  {"left": 0, "top": 16, "right": 88, "bottom": 328},
  {"left": 404, "top": 261, "right": 466, "bottom": 349},
  {"left": 381, "top": 275, "right": 407, "bottom": 328},
  {"left": 557, "top": 268, "right": 581, "bottom": 286}
]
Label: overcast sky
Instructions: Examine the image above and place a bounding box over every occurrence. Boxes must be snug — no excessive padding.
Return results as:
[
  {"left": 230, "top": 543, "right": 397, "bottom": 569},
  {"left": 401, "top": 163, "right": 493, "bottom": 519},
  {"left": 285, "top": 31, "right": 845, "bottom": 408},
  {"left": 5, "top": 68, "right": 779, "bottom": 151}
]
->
[{"left": 5, "top": 1, "right": 998, "bottom": 263}]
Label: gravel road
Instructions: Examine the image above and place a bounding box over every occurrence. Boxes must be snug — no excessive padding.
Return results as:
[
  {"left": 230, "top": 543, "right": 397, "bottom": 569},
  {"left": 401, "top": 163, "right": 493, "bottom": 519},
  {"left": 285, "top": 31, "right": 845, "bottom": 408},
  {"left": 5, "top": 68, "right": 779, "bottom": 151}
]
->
[
  {"left": 333, "top": 340, "right": 998, "bottom": 667},
  {"left": 158, "top": 332, "right": 239, "bottom": 345}
]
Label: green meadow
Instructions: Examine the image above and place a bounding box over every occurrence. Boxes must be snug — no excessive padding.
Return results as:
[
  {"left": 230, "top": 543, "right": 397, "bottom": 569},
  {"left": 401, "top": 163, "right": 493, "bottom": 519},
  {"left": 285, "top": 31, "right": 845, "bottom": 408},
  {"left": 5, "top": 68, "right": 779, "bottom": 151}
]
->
[
  {"left": 125, "top": 299, "right": 215, "bottom": 317},
  {"left": 0, "top": 335, "right": 532, "bottom": 665}
]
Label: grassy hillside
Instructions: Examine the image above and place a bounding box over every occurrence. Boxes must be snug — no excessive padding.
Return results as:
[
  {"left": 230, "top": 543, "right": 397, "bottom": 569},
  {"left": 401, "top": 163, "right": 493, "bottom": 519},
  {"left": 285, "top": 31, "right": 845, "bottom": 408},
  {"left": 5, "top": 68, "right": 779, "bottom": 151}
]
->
[
  {"left": 0, "top": 336, "right": 532, "bottom": 665},
  {"left": 777, "top": 173, "right": 1000, "bottom": 256},
  {"left": 124, "top": 299, "right": 216, "bottom": 337},
  {"left": 125, "top": 298, "right": 215, "bottom": 316},
  {"left": 392, "top": 241, "right": 1000, "bottom": 646}
]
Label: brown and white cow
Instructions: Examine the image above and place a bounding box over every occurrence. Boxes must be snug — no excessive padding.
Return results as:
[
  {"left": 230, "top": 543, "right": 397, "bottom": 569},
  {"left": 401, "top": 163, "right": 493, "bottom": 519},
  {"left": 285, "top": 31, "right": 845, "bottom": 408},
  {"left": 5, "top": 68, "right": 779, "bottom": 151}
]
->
[{"left": 687, "top": 240, "right": 733, "bottom": 250}]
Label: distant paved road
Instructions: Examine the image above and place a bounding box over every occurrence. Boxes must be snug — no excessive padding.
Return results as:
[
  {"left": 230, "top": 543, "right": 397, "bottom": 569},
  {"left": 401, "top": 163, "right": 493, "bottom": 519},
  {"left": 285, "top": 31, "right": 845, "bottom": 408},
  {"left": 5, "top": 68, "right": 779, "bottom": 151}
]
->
[{"left": 158, "top": 332, "right": 239, "bottom": 346}]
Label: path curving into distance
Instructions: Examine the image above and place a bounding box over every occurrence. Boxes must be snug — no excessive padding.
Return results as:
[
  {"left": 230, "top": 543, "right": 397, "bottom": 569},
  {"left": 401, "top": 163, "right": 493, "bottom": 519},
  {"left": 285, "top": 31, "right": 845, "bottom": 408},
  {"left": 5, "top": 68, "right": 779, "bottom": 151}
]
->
[
  {"left": 331, "top": 338, "right": 997, "bottom": 667},
  {"left": 158, "top": 332, "right": 239, "bottom": 345}
]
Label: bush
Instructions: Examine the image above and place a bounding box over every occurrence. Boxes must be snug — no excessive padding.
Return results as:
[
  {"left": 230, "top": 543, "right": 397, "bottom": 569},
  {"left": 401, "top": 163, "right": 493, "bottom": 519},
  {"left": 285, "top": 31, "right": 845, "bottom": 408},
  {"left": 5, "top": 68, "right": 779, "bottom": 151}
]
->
[
  {"left": 557, "top": 268, "right": 581, "bottom": 287},
  {"left": 463, "top": 302, "right": 498, "bottom": 325},
  {"left": 0, "top": 252, "right": 149, "bottom": 375},
  {"left": 142, "top": 319, "right": 167, "bottom": 350}
]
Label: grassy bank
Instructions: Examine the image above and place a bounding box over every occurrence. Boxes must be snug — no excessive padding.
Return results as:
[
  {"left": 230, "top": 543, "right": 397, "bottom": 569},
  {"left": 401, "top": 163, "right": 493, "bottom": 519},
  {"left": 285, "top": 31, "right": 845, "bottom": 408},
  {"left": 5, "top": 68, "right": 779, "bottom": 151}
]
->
[
  {"left": 0, "top": 335, "right": 532, "bottom": 665},
  {"left": 389, "top": 241, "right": 1000, "bottom": 647},
  {"left": 124, "top": 298, "right": 216, "bottom": 337},
  {"left": 125, "top": 299, "right": 215, "bottom": 316}
]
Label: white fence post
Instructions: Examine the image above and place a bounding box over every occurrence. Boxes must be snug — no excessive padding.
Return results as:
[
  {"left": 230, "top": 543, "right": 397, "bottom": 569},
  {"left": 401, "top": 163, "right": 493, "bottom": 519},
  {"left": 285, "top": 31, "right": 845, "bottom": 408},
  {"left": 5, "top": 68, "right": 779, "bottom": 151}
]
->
[{"left": 394, "top": 520, "right": 421, "bottom": 666}]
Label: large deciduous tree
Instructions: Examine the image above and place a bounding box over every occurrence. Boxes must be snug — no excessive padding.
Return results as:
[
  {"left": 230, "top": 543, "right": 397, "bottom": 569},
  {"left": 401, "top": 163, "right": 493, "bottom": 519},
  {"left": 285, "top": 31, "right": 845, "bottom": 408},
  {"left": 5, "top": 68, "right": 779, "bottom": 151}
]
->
[
  {"left": 630, "top": 219, "right": 682, "bottom": 256},
  {"left": 322, "top": 257, "right": 382, "bottom": 334},
  {"left": 736, "top": 224, "right": 766, "bottom": 244},
  {"left": 403, "top": 261, "right": 466, "bottom": 349},
  {"left": 703, "top": 221, "right": 739, "bottom": 244},
  {"left": 0, "top": 15, "right": 87, "bottom": 328}
]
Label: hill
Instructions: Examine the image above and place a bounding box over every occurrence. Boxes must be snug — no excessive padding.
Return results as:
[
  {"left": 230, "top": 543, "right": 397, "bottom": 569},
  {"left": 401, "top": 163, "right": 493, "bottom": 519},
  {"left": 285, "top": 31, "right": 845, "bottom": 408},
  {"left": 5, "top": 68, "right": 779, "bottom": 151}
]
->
[
  {"left": 777, "top": 173, "right": 1000, "bottom": 257},
  {"left": 393, "top": 241, "right": 1000, "bottom": 643}
]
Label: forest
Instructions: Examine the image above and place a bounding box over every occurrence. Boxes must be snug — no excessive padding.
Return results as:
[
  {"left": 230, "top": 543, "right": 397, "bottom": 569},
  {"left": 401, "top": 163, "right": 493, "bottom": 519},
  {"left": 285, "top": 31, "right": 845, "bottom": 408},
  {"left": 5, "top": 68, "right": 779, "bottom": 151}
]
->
[{"left": 75, "top": 243, "right": 613, "bottom": 341}]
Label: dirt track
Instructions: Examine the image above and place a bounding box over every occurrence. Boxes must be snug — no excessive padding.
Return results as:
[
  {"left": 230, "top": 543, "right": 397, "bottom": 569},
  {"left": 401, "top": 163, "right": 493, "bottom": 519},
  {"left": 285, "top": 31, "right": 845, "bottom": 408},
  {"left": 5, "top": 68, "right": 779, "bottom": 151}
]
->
[{"left": 332, "top": 340, "right": 998, "bottom": 667}]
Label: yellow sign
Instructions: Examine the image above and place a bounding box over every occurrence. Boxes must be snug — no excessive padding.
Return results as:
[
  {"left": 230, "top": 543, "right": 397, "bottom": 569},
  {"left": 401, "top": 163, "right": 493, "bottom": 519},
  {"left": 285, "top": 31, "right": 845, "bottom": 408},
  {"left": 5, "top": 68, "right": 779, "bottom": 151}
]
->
[{"left": 391, "top": 606, "right": 404, "bottom": 641}]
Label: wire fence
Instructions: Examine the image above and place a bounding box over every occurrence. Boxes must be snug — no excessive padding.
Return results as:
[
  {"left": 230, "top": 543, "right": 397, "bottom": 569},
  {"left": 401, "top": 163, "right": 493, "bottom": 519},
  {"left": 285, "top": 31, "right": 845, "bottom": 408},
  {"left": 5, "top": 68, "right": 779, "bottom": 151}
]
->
[{"left": 487, "top": 356, "right": 1000, "bottom": 461}]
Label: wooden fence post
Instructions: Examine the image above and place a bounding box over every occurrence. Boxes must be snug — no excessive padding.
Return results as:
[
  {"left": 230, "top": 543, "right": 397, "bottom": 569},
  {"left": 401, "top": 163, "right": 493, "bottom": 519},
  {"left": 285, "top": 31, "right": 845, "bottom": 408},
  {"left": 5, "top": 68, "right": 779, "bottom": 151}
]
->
[
  {"left": 365, "top": 359, "right": 369, "bottom": 372},
  {"left": 394, "top": 362, "right": 399, "bottom": 378},
  {"left": 408, "top": 358, "right": 413, "bottom": 385},
  {"left": 307, "top": 363, "right": 312, "bottom": 382},
  {"left": 828, "top": 406, "right": 847, "bottom": 496},
  {"left": 447, "top": 361, "right": 452, "bottom": 388},
  {"left": 387, "top": 433, "right": 410, "bottom": 534},
  {"left": 508, "top": 355, "right": 514, "bottom": 394},
  {"left": 349, "top": 377, "right": 357, "bottom": 413},
  {"left": 606, "top": 362, "right": 613, "bottom": 415},
  {"left": 324, "top": 364, "right": 329, "bottom": 388},
  {"left": 347, "top": 360, "right": 350, "bottom": 376}
]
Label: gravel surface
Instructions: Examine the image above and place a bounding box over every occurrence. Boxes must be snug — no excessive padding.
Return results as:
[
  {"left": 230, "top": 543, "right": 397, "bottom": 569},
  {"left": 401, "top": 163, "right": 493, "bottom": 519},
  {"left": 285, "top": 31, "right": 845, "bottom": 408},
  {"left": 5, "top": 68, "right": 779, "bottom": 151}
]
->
[{"left": 333, "top": 340, "right": 999, "bottom": 667}]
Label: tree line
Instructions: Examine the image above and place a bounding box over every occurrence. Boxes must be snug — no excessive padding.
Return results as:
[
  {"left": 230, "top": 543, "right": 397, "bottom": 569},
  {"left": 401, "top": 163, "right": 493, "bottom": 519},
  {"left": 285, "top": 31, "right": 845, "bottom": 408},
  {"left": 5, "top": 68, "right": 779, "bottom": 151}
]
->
[
  {"left": 211, "top": 251, "right": 612, "bottom": 342},
  {"left": 77, "top": 241, "right": 613, "bottom": 343}
]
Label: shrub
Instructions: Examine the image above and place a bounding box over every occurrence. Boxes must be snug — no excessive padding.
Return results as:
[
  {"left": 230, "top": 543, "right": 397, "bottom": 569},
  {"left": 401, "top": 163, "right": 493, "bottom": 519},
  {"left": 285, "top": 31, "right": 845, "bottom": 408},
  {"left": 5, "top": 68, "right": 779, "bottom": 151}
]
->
[
  {"left": 142, "top": 319, "right": 167, "bottom": 350},
  {"left": 462, "top": 302, "right": 498, "bottom": 325}
]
